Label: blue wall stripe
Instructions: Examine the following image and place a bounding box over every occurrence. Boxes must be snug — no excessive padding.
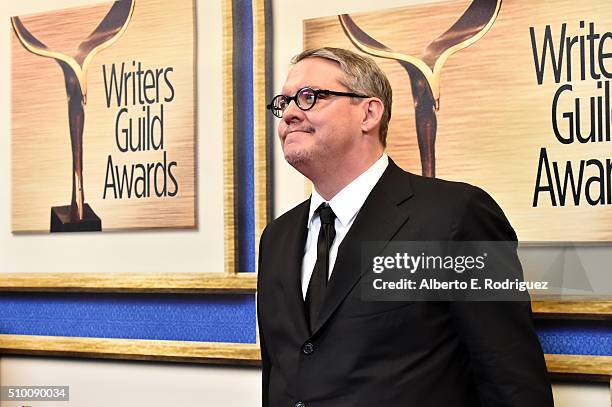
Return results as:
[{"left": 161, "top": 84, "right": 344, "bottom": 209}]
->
[
  {"left": 0, "top": 293, "right": 256, "bottom": 344},
  {"left": 3, "top": 293, "right": 612, "bottom": 356},
  {"left": 233, "top": 0, "right": 255, "bottom": 273},
  {"left": 536, "top": 320, "right": 612, "bottom": 356}
]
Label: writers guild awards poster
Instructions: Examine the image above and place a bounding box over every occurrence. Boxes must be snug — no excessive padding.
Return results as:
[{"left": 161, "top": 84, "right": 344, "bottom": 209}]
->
[
  {"left": 11, "top": 0, "right": 195, "bottom": 233},
  {"left": 305, "top": 0, "right": 612, "bottom": 242}
]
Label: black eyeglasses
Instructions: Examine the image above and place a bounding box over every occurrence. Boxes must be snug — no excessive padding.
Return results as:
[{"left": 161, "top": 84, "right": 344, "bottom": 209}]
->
[{"left": 266, "top": 86, "right": 369, "bottom": 118}]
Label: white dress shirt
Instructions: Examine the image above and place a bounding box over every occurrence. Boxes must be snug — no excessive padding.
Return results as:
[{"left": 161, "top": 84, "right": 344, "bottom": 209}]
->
[{"left": 301, "top": 154, "right": 389, "bottom": 299}]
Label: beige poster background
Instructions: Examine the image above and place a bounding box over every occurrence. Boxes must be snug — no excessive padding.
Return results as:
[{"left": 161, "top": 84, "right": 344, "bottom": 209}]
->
[
  {"left": 11, "top": 0, "right": 195, "bottom": 232},
  {"left": 305, "top": 0, "right": 612, "bottom": 241}
]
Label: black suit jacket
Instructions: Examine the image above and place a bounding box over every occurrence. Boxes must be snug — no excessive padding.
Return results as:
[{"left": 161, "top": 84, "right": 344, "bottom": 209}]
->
[{"left": 257, "top": 159, "right": 553, "bottom": 407}]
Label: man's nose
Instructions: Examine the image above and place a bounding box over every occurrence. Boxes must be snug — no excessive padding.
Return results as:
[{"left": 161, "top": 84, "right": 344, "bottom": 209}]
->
[{"left": 282, "top": 99, "right": 304, "bottom": 123}]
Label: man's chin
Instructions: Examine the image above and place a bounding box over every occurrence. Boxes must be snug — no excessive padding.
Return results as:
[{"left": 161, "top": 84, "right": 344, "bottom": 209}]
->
[{"left": 284, "top": 149, "right": 311, "bottom": 171}]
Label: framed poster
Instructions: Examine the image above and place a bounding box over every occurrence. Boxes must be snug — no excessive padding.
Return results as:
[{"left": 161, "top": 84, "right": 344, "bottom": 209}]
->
[
  {"left": 0, "top": 0, "right": 271, "bottom": 364},
  {"left": 303, "top": 0, "right": 612, "bottom": 242},
  {"left": 11, "top": 0, "right": 195, "bottom": 233}
]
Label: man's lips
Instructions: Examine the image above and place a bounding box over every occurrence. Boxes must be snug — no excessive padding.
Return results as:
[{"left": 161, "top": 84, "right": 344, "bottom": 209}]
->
[{"left": 282, "top": 127, "right": 313, "bottom": 141}]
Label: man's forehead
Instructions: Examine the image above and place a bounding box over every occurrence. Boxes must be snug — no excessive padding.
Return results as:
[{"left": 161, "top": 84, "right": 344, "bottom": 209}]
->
[{"left": 281, "top": 57, "right": 343, "bottom": 92}]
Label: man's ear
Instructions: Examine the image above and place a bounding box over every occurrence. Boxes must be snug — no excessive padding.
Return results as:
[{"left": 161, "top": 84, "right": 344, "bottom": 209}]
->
[{"left": 361, "top": 98, "right": 384, "bottom": 134}]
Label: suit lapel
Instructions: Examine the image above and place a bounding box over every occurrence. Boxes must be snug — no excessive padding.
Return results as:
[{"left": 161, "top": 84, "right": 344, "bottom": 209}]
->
[
  {"left": 312, "top": 160, "right": 415, "bottom": 334},
  {"left": 279, "top": 199, "right": 311, "bottom": 339}
]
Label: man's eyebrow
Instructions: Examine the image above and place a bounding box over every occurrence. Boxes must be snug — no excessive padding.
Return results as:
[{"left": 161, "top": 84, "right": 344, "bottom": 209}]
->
[{"left": 280, "top": 84, "right": 317, "bottom": 95}]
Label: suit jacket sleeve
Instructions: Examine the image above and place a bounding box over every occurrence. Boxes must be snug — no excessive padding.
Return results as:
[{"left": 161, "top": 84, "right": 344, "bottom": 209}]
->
[
  {"left": 449, "top": 186, "right": 554, "bottom": 407},
  {"left": 257, "top": 226, "right": 271, "bottom": 407}
]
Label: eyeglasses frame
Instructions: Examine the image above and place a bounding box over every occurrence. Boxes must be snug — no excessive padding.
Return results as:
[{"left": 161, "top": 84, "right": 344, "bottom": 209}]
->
[{"left": 266, "top": 86, "right": 370, "bottom": 118}]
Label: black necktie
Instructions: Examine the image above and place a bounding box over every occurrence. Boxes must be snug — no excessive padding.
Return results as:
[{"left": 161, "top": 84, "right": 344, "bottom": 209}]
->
[{"left": 305, "top": 203, "right": 336, "bottom": 333}]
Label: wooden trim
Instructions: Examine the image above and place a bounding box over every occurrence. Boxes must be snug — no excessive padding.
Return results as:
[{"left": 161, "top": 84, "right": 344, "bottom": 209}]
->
[
  {"left": 8, "top": 337, "right": 612, "bottom": 375},
  {"left": 546, "top": 354, "right": 612, "bottom": 381},
  {"left": 252, "top": 0, "right": 267, "bottom": 273},
  {"left": 532, "top": 301, "right": 612, "bottom": 319},
  {"left": 222, "top": 0, "right": 236, "bottom": 275},
  {"left": 0, "top": 272, "right": 256, "bottom": 293},
  {"left": 0, "top": 334, "right": 260, "bottom": 365},
  {"left": 7, "top": 336, "right": 612, "bottom": 379}
]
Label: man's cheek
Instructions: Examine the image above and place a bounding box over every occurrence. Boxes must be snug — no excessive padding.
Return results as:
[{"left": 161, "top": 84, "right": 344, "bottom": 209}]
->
[{"left": 278, "top": 128, "right": 287, "bottom": 144}]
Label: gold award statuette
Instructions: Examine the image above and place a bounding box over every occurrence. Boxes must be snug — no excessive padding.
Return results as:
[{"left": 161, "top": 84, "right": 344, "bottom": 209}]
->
[
  {"left": 11, "top": 0, "right": 135, "bottom": 232},
  {"left": 340, "top": 0, "right": 501, "bottom": 178}
]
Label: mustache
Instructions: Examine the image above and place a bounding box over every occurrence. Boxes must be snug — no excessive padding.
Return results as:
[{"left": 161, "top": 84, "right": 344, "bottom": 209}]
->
[{"left": 282, "top": 125, "right": 315, "bottom": 138}]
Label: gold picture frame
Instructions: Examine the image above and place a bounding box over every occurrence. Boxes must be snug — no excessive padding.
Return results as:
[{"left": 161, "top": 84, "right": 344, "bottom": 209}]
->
[{"left": 0, "top": 0, "right": 268, "bottom": 365}]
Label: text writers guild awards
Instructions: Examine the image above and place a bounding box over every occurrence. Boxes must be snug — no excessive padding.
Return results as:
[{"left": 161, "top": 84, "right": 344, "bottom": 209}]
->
[
  {"left": 11, "top": 0, "right": 135, "bottom": 232},
  {"left": 339, "top": 0, "right": 502, "bottom": 178}
]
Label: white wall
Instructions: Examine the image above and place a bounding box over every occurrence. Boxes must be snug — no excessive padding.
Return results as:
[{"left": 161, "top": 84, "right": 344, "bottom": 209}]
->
[
  {"left": 552, "top": 382, "right": 610, "bottom": 407},
  {"left": 1, "top": 0, "right": 610, "bottom": 406},
  {"left": 2, "top": 356, "right": 610, "bottom": 407},
  {"left": 0, "top": 356, "right": 261, "bottom": 407}
]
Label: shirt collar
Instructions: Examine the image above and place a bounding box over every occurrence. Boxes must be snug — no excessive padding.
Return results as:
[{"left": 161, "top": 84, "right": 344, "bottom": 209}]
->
[{"left": 307, "top": 153, "right": 389, "bottom": 228}]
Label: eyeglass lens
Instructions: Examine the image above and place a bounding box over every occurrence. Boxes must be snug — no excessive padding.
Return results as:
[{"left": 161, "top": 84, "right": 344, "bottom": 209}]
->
[
  {"left": 271, "top": 87, "right": 318, "bottom": 118},
  {"left": 296, "top": 88, "right": 316, "bottom": 110}
]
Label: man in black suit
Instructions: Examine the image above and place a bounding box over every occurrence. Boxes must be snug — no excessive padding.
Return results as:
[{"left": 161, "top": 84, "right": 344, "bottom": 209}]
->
[{"left": 258, "top": 47, "right": 553, "bottom": 407}]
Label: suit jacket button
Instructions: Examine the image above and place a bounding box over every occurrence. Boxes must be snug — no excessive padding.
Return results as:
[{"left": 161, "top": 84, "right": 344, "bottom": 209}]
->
[
  {"left": 295, "top": 402, "right": 306, "bottom": 407},
  {"left": 302, "top": 342, "right": 314, "bottom": 355}
]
